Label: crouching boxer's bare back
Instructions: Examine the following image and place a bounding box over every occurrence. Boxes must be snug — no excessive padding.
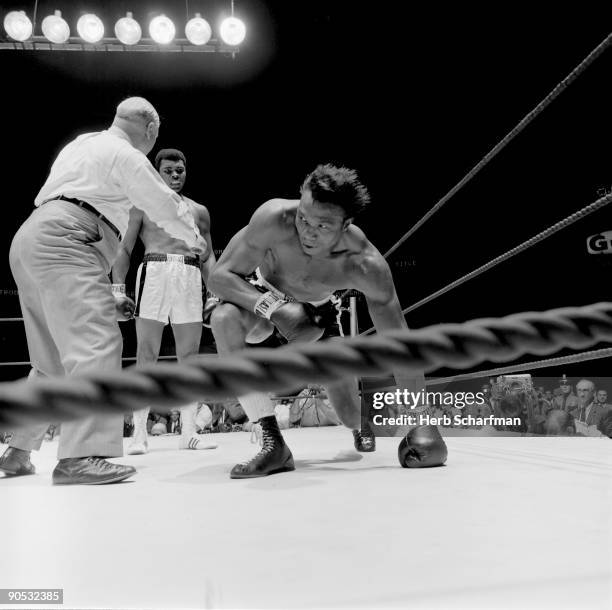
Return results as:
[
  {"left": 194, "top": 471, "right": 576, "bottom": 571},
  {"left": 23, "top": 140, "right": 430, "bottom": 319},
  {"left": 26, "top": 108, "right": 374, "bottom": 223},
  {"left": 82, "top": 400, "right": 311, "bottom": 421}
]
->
[
  {"left": 209, "top": 164, "right": 447, "bottom": 478},
  {"left": 113, "top": 149, "right": 217, "bottom": 454}
]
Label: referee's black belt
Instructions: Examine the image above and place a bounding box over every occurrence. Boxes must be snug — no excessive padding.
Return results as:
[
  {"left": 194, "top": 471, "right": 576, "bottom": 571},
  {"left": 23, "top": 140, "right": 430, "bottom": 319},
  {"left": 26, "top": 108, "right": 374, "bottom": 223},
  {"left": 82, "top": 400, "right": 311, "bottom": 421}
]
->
[
  {"left": 143, "top": 253, "right": 200, "bottom": 267},
  {"left": 43, "top": 195, "right": 122, "bottom": 241}
]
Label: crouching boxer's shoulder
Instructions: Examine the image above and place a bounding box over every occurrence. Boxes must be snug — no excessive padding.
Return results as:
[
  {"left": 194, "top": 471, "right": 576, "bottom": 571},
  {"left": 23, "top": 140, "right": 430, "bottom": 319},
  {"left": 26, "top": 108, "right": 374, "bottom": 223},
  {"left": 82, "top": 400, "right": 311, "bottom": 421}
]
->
[
  {"left": 250, "top": 198, "right": 298, "bottom": 234},
  {"left": 344, "top": 229, "right": 393, "bottom": 290}
]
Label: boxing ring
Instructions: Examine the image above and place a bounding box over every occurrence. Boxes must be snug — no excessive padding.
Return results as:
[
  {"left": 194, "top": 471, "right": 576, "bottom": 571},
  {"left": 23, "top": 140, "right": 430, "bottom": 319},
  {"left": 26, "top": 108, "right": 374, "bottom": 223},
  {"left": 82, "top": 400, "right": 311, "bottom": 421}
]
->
[
  {"left": 1, "top": 28, "right": 612, "bottom": 610},
  {"left": 2, "top": 428, "right": 610, "bottom": 609}
]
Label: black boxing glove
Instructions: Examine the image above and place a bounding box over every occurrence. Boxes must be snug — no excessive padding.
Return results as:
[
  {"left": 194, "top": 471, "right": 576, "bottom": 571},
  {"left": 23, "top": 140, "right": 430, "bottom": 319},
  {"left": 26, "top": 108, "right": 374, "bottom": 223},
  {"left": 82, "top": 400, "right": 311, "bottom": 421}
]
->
[
  {"left": 254, "top": 291, "right": 323, "bottom": 343},
  {"left": 398, "top": 425, "right": 448, "bottom": 468}
]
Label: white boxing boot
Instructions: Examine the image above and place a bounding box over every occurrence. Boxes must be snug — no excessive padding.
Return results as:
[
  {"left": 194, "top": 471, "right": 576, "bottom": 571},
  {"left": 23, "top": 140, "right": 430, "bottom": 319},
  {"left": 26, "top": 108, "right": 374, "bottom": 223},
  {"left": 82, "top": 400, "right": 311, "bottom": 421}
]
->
[
  {"left": 127, "top": 407, "right": 150, "bottom": 455},
  {"left": 179, "top": 403, "right": 218, "bottom": 450}
]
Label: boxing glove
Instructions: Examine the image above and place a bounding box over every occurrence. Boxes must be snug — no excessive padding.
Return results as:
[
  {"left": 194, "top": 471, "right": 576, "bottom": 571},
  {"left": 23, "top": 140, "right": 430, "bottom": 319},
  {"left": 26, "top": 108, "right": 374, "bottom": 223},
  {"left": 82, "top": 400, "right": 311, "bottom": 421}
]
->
[
  {"left": 203, "top": 292, "right": 220, "bottom": 328},
  {"left": 112, "top": 284, "right": 135, "bottom": 322},
  {"left": 270, "top": 302, "right": 324, "bottom": 343},
  {"left": 254, "top": 291, "right": 323, "bottom": 343},
  {"left": 398, "top": 425, "right": 447, "bottom": 468}
]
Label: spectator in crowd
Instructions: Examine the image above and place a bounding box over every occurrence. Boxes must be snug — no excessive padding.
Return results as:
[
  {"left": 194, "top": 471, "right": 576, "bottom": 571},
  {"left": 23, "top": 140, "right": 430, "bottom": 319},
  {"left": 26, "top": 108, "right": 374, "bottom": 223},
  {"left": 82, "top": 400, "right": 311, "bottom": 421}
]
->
[
  {"left": 570, "top": 381, "right": 611, "bottom": 436},
  {"left": 148, "top": 412, "right": 167, "bottom": 435},
  {"left": 167, "top": 410, "right": 181, "bottom": 434},
  {"left": 544, "top": 409, "right": 575, "bottom": 436},
  {"left": 476, "top": 384, "right": 493, "bottom": 418},
  {"left": 532, "top": 388, "right": 553, "bottom": 432},
  {"left": 597, "top": 409, "right": 612, "bottom": 438},
  {"left": 150, "top": 422, "right": 167, "bottom": 436},
  {"left": 553, "top": 375, "right": 578, "bottom": 413},
  {"left": 571, "top": 379, "right": 595, "bottom": 423},
  {"left": 591, "top": 388, "right": 612, "bottom": 433},
  {"left": 594, "top": 388, "right": 611, "bottom": 411}
]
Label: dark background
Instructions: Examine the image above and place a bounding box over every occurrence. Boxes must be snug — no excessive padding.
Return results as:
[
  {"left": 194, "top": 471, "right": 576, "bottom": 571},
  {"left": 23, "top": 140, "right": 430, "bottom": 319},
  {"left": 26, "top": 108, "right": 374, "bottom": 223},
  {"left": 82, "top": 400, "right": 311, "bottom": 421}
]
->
[{"left": 1, "top": 1, "right": 612, "bottom": 382}]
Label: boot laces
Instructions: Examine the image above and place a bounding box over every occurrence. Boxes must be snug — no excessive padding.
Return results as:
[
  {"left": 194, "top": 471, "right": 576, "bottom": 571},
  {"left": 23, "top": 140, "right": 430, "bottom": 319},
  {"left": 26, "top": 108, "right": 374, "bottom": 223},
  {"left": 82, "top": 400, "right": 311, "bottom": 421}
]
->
[{"left": 239, "top": 427, "right": 276, "bottom": 466}]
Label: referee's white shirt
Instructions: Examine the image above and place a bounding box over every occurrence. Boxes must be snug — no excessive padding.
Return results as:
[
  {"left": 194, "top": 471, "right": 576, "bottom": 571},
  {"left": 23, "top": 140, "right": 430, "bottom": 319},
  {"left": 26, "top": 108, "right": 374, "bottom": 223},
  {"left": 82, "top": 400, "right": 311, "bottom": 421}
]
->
[{"left": 35, "top": 128, "right": 200, "bottom": 247}]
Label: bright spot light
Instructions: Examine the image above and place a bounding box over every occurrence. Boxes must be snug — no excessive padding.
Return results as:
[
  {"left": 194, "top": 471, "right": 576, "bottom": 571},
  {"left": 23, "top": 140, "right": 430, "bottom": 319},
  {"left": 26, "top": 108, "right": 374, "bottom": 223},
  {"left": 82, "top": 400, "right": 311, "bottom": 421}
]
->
[
  {"left": 219, "top": 16, "right": 246, "bottom": 46},
  {"left": 115, "top": 12, "right": 142, "bottom": 45},
  {"left": 149, "top": 15, "right": 175, "bottom": 45},
  {"left": 185, "top": 13, "right": 212, "bottom": 45},
  {"left": 42, "top": 10, "right": 70, "bottom": 44},
  {"left": 77, "top": 13, "right": 104, "bottom": 44},
  {"left": 3, "top": 11, "right": 33, "bottom": 42}
]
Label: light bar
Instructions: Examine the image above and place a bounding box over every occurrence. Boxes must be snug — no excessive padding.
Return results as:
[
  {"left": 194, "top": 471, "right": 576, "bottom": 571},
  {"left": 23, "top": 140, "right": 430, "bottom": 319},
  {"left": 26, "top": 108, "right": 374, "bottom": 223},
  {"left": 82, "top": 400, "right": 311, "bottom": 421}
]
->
[
  {"left": 0, "top": 8, "right": 245, "bottom": 54},
  {"left": 0, "top": 36, "right": 239, "bottom": 54}
]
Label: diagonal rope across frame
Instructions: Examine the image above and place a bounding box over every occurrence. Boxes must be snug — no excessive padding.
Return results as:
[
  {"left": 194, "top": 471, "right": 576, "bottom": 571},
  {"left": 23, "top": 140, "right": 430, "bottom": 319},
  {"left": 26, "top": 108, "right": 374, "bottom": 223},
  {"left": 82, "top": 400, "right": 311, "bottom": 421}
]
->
[
  {"left": 360, "top": 190, "right": 612, "bottom": 335},
  {"left": 383, "top": 31, "right": 612, "bottom": 259}
]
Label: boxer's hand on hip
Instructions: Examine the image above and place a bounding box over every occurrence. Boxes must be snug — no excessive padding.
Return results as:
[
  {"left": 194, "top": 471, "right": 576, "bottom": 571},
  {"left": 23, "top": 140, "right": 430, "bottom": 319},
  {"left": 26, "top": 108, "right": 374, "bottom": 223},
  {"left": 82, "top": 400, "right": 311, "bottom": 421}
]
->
[
  {"left": 270, "top": 302, "right": 324, "bottom": 343},
  {"left": 114, "top": 295, "right": 135, "bottom": 322},
  {"left": 192, "top": 235, "right": 207, "bottom": 257}
]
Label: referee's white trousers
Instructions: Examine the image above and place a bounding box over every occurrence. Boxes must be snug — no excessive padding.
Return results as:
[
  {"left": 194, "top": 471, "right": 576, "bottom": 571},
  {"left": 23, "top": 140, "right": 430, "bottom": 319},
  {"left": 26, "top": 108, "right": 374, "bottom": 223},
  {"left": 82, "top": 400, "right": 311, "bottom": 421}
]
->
[{"left": 8, "top": 200, "right": 124, "bottom": 459}]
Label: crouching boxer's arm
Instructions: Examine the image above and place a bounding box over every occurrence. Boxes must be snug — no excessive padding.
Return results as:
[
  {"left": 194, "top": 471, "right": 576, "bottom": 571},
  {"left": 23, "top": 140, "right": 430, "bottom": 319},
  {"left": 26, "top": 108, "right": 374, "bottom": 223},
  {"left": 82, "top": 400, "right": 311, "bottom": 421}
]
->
[
  {"left": 351, "top": 251, "right": 425, "bottom": 400},
  {"left": 208, "top": 200, "right": 322, "bottom": 342},
  {"left": 352, "top": 251, "right": 446, "bottom": 467},
  {"left": 208, "top": 212, "right": 279, "bottom": 311}
]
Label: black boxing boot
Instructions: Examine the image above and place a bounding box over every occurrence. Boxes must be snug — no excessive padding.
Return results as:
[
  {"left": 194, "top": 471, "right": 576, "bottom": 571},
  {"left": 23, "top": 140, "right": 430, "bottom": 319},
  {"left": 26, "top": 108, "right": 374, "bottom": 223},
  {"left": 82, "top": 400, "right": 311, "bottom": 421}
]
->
[
  {"left": 230, "top": 415, "right": 295, "bottom": 479},
  {"left": 353, "top": 421, "right": 376, "bottom": 452},
  {"left": 398, "top": 425, "right": 447, "bottom": 468}
]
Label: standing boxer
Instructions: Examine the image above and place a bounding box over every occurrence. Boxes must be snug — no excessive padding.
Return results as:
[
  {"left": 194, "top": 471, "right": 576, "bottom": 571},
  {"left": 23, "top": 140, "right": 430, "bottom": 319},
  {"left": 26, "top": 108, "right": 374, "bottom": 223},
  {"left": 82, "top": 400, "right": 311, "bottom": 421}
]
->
[
  {"left": 112, "top": 149, "right": 217, "bottom": 454},
  {"left": 0, "top": 98, "right": 205, "bottom": 484}
]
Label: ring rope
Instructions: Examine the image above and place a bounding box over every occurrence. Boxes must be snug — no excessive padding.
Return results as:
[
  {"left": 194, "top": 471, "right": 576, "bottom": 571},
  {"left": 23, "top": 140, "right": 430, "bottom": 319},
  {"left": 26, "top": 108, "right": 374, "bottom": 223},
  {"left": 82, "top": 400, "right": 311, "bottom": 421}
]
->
[
  {"left": 382, "top": 31, "right": 612, "bottom": 259},
  {"left": 0, "top": 355, "right": 182, "bottom": 367},
  {"left": 361, "top": 190, "right": 612, "bottom": 335},
  {"left": 1, "top": 303, "right": 611, "bottom": 428},
  {"left": 427, "top": 346, "right": 612, "bottom": 387}
]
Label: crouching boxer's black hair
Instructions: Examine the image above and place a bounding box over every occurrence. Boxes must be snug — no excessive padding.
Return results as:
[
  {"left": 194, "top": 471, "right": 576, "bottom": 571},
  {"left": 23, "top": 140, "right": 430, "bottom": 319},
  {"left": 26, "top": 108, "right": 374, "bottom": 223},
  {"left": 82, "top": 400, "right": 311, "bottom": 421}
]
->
[
  {"left": 155, "top": 148, "right": 187, "bottom": 171},
  {"left": 301, "top": 163, "right": 371, "bottom": 218}
]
